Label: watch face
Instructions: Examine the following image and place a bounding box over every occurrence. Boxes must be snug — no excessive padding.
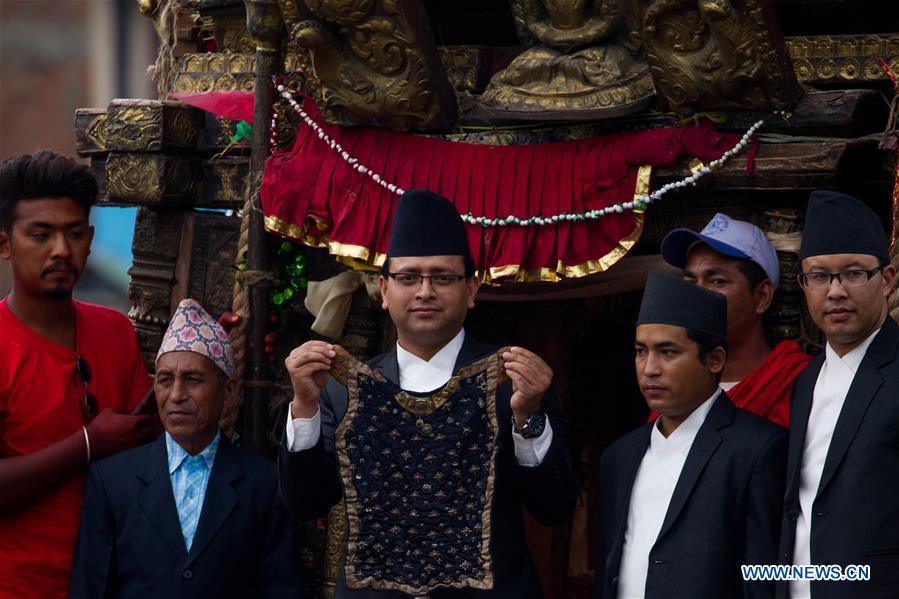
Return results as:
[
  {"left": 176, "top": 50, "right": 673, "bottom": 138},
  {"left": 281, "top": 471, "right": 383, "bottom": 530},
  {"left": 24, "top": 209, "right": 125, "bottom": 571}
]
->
[{"left": 524, "top": 412, "right": 546, "bottom": 439}]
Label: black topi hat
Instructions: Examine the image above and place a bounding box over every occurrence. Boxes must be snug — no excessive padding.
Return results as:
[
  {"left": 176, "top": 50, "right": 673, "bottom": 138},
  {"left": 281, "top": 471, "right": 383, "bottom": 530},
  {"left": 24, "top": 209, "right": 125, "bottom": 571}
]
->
[
  {"left": 799, "top": 190, "right": 888, "bottom": 262},
  {"left": 637, "top": 271, "right": 727, "bottom": 347},
  {"left": 387, "top": 190, "right": 472, "bottom": 271}
]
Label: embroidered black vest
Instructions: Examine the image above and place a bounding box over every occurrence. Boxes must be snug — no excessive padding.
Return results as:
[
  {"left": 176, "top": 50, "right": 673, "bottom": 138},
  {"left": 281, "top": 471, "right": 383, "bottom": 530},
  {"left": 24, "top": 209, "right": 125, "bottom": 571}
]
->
[{"left": 331, "top": 348, "right": 508, "bottom": 595}]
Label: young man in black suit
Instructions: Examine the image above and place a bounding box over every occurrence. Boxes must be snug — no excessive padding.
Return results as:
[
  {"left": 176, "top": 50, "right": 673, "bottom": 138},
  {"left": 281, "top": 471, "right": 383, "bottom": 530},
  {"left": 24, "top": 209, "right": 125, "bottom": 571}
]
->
[
  {"left": 595, "top": 271, "right": 787, "bottom": 599},
  {"left": 779, "top": 190, "right": 899, "bottom": 598},
  {"left": 280, "top": 189, "right": 579, "bottom": 598}
]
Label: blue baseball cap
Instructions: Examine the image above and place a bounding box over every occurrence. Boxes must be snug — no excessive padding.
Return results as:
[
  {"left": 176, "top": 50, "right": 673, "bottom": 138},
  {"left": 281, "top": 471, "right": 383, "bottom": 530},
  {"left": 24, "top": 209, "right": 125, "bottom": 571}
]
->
[{"left": 661, "top": 213, "right": 780, "bottom": 289}]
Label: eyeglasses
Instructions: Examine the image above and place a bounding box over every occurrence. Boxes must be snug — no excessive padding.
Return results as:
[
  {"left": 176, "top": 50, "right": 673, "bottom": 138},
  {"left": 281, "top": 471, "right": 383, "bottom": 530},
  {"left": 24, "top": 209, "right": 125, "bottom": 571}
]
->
[
  {"left": 74, "top": 356, "right": 97, "bottom": 419},
  {"left": 798, "top": 266, "right": 883, "bottom": 290},
  {"left": 387, "top": 272, "right": 467, "bottom": 288}
]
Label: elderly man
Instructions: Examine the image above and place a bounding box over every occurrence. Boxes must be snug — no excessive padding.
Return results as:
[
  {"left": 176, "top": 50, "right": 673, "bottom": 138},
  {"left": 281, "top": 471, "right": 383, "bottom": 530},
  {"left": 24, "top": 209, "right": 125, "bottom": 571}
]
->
[
  {"left": 280, "top": 189, "right": 579, "bottom": 598},
  {"left": 69, "top": 299, "right": 300, "bottom": 598},
  {"left": 596, "top": 272, "right": 786, "bottom": 599},
  {"left": 779, "top": 191, "right": 899, "bottom": 598},
  {"left": 658, "top": 213, "right": 811, "bottom": 426}
]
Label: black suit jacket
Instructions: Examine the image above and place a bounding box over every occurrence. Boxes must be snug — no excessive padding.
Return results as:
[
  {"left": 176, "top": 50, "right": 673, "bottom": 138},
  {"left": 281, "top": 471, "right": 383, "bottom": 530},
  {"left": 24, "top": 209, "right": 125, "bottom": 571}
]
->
[
  {"left": 596, "top": 393, "right": 787, "bottom": 599},
  {"left": 278, "top": 332, "right": 579, "bottom": 598},
  {"left": 69, "top": 434, "right": 301, "bottom": 599},
  {"left": 777, "top": 318, "right": 899, "bottom": 598}
]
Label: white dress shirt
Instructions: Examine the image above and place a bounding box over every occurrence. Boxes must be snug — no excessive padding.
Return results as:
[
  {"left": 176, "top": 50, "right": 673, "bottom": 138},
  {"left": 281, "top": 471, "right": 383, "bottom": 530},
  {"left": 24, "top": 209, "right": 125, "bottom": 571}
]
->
[
  {"left": 617, "top": 390, "right": 720, "bottom": 599},
  {"left": 285, "top": 329, "right": 553, "bottom": 466},
  {"left": 790, "top": 328, "right": 880, "bottom": 598}
]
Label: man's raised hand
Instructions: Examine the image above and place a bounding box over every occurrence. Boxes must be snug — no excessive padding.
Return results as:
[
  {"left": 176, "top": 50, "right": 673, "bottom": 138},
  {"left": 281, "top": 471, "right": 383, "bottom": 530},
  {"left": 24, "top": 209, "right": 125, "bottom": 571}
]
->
[{"left": 285, "top": 341, "right": 335, "bottom": 419}]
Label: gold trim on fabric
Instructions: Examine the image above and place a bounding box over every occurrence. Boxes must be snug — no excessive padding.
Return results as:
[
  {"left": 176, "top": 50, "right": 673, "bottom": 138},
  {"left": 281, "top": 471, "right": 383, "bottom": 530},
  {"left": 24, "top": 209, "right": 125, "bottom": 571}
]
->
[
  {"left": 634, "top": 164, "right": 652, "bottom": 198},
  {"left": 334, "top": 351, "right": 504, "bottom": 595},
  {"left": 264, "top": 166, "right": 651, "bottom": 284},
  {"left": 688, "top": 158, "right": 705, "bottom": 175},
  {"left": 394, "top": 380, "right": 460, "bottom": 416},
  {"left": 481, "top": 209, "right": 646, "bottom": 283}
]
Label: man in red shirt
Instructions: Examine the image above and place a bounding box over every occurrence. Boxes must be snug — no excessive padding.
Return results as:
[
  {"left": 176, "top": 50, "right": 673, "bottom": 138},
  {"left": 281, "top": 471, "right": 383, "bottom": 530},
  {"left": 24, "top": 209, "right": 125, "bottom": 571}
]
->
[
  {"left": 655, "top": 213, "right": 811, "bottom": 427},
  {"left": 0, "top": 150, "right": 158, "bottom": 599}
]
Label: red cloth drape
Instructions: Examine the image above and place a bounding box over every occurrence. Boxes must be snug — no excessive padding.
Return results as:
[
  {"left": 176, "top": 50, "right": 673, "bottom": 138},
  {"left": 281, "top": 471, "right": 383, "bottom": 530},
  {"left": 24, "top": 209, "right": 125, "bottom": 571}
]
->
[
  {"left": 260, "top": 99, "right": 748, "bottom": 283},
  {"left": 171, "top": 91, "right": 254, "bottom": 122}
]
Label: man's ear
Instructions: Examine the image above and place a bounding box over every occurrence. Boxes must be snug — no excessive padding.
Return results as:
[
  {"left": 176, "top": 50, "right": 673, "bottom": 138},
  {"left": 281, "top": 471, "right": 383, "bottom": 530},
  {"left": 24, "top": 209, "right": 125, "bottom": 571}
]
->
[
  {"left": 753, "top": 279, "right": 774, "bottom": 315},
  {"left": 224, "top": 375, "right": 240, "bottom": 399},
  {"left": 707, "top": 346, "right": 727, "bottom": 375},
  {"left": 0, "top": 229, "right": 10, "bottom": 260},
  {"left": 466, "top": 276, "right": 480, "bottom": 309},
  {"left": 881, "top": 263, "right": 896, "bottom": 298},
  {"left": 379, "top": 275, "right": 389, "bottom": 310}
]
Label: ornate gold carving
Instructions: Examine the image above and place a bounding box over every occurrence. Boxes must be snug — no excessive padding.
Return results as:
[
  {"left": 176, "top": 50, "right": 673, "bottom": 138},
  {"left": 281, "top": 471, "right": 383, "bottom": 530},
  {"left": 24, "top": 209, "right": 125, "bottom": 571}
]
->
[
  {"left": 86, "top": 114, "right": 108, "bottom": 151},
  {"left": 75, "top": 109, "right": 108, "bottom": 157},
  {"left": 108, "top": 154, "right": 162, "bottom": 201},
  {"left": 200, "top": 157, "right": 249, "bottom": 207},
  {"left": 481, "top": 0, "right": 654, "bottom": 117},
  {"left": 106, "top": 100, "right": 199, "bottom": 152},
  {"left": 214, "top": 73, "right": 239, "bottom": 90},
  {"left": 278, "top": 0, "right": 458, "bottom": 130},
  {"left": 638, "top": 0, "right": 801, "bottom": 114},
  {"left": 166, "top": 108, "right": 200, "bottom": 146},
  {"left": 215, "top": 14, "right": 257, "bottom": 53},
  {"left": 107, "top": 153, "right": 196, "bottom": 205},
  {"left": 106, "top": 105, "right": 163, "bottom": 152},
  {"left": 128, "top": 207, "right": 185, "bottom": 370},
  {"left": 785, "top": 34, "right": 899, "bottom": 84},
  {"left": 438, "top": 46, "right": 490, "bottom": 95}
]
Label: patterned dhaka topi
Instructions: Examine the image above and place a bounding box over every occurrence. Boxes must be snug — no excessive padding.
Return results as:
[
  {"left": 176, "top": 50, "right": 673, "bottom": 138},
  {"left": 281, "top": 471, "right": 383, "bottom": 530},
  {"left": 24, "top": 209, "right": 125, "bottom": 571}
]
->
[
  {"left": 156, "top": 298, "right": 234, "bottom": 377},
  {"left": 329, "top": 345, "right": 510, "bottom": 595}
]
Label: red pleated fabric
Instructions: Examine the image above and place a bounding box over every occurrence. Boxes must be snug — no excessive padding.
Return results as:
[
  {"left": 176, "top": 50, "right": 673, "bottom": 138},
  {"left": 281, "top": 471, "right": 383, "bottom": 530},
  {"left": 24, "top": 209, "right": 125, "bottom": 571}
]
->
[{"left": 260, "top": 98, "right": 748, "bottom": 282}]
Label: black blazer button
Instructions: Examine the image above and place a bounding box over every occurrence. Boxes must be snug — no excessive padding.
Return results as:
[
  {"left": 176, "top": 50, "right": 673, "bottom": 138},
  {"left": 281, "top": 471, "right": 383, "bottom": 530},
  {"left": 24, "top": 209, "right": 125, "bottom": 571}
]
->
[{"left": 182, "top": 569, "right": 193, "bottom": 580}]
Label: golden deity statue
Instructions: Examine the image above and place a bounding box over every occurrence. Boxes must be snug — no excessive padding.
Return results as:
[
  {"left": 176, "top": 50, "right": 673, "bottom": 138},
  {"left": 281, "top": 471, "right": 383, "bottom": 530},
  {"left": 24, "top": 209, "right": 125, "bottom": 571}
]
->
[{"left": 481, "top": 0, "right": 655, "bottom": 118}]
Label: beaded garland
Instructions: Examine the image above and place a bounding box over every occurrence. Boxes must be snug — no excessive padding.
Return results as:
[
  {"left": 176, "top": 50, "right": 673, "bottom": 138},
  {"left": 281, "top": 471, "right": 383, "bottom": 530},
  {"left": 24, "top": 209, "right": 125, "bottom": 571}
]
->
[{"left": 273, "top": 84, "right": 765, "bottom": 228}]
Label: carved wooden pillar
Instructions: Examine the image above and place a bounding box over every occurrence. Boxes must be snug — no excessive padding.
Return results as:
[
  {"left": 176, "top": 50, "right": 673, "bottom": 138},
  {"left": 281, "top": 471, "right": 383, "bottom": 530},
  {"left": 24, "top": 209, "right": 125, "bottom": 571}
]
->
[
  {"left": 239, "top": 0, "right": 285, "bottom": 451},
  {"left": 127, "top": 208, "right": 185, "bottom": 371}
]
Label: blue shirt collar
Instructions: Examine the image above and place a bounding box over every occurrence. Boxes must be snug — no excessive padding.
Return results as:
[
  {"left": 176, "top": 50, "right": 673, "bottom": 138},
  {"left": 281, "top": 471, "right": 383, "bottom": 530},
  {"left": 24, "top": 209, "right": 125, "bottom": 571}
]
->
[{"left": 166, "top": 429, "right": 221, "bottom": 474}]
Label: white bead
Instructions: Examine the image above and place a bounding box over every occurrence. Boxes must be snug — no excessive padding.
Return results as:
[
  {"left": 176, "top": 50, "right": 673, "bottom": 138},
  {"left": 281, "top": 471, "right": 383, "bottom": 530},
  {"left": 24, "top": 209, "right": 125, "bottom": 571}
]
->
[
  {"left": 372, "top": 174, "right": 381, "bottom": 183},
  {"left": 387, "top": 184, "right": 396, "bottom": 193}
]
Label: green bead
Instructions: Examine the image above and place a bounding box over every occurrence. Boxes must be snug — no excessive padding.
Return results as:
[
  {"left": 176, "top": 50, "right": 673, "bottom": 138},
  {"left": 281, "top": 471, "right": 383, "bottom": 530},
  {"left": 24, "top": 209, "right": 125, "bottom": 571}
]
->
[
  {"left": 283, "top": 288, "right": 294, "bottom": 300},
  {"left": 299, "top": 277, "right": 308, "bottom": 288},
  {"left": 272, "top": 293, "right": 285, "bottom": 305},
  {"left": 280, "top": 241, "right": 292, "bottom": 253}
]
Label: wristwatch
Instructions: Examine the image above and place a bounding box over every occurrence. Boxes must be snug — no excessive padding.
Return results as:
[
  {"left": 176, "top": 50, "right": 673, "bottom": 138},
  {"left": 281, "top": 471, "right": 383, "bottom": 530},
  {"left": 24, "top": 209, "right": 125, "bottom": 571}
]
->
[{"left": 511, "top": 411, "right": 546, "bottom": 439}]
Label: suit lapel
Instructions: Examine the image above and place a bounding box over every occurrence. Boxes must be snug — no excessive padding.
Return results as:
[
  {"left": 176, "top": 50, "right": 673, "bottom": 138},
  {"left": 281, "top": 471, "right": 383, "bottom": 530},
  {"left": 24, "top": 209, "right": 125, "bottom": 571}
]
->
[
  {"left": 785, "top": 354, "right": 823, "bottom": 498},
  {"left": 186, "top": 435, "right": 242, "bottom": 566},
  {"left": 372, "top": 345, "right": 400, "bottom": 385},
  {"left": 452, "top": 332, "right": 494, "bottom": 372},
  {"left": 655, "top": 394, "right": 730, "bottom": 543},
  {"left": 816, "top": 320, "right": 898, "bottom": 497},
  {"left": 138, "top": 436, "right": 189, "bottom": 561},
  {"left": 609, "top": 426, "right": 652, "bottom": 571}
]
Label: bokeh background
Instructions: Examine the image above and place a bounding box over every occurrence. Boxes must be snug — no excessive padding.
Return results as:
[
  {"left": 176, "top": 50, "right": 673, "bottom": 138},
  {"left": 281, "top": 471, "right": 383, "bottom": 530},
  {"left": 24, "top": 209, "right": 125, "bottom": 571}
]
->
[{"left": 0, "top": 0, "right": 159, "bottom": 310}]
